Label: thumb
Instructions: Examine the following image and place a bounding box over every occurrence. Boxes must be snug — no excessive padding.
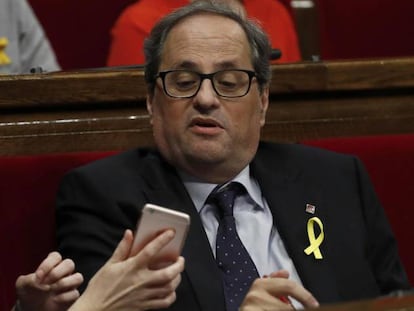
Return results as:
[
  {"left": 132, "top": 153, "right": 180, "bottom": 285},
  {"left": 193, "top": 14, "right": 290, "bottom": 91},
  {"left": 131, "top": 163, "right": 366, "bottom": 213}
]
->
[
  {"left": 16, "top": 274, "right": 50, "bottom": 291},
  {"left": 109, "top": 229, "right": 134, "bottom": 263}
]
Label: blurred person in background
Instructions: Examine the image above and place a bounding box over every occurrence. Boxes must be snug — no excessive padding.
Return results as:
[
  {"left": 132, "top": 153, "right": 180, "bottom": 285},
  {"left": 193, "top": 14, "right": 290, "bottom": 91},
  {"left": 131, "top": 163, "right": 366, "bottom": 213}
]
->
[
  {"left": 107, "top": 0, "right": 301, "bottom": 66},
  {"left": 0, "top": 0, "right": 60, "bottom": 74}
]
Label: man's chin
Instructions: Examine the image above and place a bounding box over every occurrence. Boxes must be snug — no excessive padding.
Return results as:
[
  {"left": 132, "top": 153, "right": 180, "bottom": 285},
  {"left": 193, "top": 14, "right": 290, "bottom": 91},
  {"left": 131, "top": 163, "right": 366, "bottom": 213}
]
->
[
  {"left": 182, "top": 145, "right": 229, "bottom": 166},
  {"left": 187, "top": 152, "right": 227, "bottom": 166},
  {"left": 186, "top": 142, "right": 229, "bottom": 163}
]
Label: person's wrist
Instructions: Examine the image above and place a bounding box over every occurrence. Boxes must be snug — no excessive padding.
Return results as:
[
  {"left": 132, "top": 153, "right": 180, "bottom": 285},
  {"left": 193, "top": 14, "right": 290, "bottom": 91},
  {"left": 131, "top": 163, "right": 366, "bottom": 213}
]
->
[{"left": 68, "top": 292, "right": 99, "bottom": 311}]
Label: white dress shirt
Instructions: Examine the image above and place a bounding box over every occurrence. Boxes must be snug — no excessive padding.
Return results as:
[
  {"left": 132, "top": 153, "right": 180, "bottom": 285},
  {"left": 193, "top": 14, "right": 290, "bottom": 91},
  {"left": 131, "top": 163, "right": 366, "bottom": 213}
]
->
[{"left": 180, "top": 165, "right": 304, "bottom": 308}]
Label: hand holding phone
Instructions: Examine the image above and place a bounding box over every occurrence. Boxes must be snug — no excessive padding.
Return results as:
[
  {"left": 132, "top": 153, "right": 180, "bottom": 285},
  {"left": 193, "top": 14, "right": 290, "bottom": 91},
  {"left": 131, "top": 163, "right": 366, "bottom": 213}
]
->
[{"left": 131, "top": 204, "right": 190, "bottom": 266}]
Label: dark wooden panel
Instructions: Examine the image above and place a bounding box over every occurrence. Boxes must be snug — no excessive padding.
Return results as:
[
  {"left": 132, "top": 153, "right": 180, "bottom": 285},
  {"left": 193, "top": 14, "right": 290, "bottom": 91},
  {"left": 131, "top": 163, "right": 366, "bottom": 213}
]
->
[
  {"left": 1, "top": 58, "right": 414, "bottom": 155},
  {"left": 316, "top": 294, "right": 414, "bottom": 311},
  {"left": 0, "top": 68, "right": 146, "bottom": 108}
]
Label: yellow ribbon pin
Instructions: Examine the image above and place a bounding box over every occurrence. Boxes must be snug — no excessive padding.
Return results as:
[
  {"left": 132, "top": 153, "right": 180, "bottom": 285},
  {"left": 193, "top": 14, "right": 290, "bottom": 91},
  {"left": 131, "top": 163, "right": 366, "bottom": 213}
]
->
[
  {"left": 0, "top": 37, "right": 11, "bottom": 65},
  {"left": 304, "top": 216, "right": 324, "bottom": 259}
]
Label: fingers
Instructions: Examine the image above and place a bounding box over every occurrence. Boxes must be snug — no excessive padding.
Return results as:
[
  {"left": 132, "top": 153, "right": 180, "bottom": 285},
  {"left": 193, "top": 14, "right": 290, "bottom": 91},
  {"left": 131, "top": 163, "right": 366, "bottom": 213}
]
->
[
  {"left": 16, "top": 255, "right": 82, "bottom": 296},
  {"left": 134, "top": 229, "right": 175, "bottom": 266},
  {"left": 35, "top": 251, "right": 63, "bottom": 283},
  {"left": 242, "top": 279, "right": 294, "bottom": 311},
  {"left": 109, "top": 229, "right": 134, "bottom": 263},
  {"left": 50, "top": 272, "right": 84, "bottom": 293},
  {"left": 128, "top": 256, "right": 183, "bottom": 308},
  {"left": 253, "top": 277, "right": 319, "bottom": 309},
  {"left": 15, "top": 273, "right": 45, "bottom": 291},
  {"left": 144, "top": 272, "right": 182, "bottom": 299},
  {"left": 53, "top": 288, "right": 81, "bottom": 305},
  {"left": 134, "top": 259, "right": 184, "bottom": 310},
  {"left": 147, "top": 256, "right": 185, "bottom": 287},
  {"left": 281, "top": 280, "right": 318, "bottom": 308},
  {"left": 42, "top": 258, "right": 76, "bottom": 284}
]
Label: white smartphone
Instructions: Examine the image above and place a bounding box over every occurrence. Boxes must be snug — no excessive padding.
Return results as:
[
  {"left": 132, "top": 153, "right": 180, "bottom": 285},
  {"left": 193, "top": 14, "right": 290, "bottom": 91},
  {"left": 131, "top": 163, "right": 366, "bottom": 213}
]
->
[{"left": 131, "top": 203, "right": 190, "bottom": 264}]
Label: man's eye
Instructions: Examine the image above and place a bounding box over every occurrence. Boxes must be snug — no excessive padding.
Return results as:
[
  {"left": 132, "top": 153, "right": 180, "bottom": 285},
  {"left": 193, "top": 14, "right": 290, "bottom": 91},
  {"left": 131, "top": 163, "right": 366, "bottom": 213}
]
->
[
  {"left": 175, "top": 79, "right": 197, "bottom": 90},
  {"left": 217, "top": 80, "right": 238, "bottom": 89}
]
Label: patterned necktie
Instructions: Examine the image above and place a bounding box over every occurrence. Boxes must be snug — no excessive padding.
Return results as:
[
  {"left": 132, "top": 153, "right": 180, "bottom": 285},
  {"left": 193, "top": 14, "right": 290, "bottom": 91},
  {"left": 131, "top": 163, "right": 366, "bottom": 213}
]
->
[{"left": 209, "top": 182, "right": 259, "bottom": 311}]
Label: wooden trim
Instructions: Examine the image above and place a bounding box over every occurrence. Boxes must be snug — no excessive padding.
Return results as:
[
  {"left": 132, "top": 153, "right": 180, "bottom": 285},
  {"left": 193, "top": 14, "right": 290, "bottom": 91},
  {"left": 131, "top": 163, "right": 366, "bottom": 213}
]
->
[{"left": 1, "top": 57, "right": 414, "bottom": 155}]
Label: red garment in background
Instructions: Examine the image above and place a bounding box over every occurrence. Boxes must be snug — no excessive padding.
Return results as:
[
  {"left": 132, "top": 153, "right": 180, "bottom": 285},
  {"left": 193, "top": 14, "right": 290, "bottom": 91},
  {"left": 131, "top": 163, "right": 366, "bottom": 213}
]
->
[{"left": 107, "top": 0, "right": 301, "bottom": 66}]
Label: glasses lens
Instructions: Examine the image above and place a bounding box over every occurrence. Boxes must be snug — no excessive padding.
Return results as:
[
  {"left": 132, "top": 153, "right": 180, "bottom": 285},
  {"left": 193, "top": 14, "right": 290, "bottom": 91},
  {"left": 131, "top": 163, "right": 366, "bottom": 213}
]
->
[
  {"left": 164, "top": 71, "right": 199, "bottom": 97},
  {"left": 162, "top": 70, "right": 253, "bottom": 98},
  {"left": 214, "top": 70, "right": 250, "bottom": 97}
]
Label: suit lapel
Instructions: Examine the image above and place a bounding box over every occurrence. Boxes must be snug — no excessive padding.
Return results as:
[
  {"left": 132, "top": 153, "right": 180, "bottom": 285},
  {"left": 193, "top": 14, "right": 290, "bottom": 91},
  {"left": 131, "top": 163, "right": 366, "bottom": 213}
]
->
[
  {"left": 252, "top": 144, "right": 340, "bottom": 303},
  {"left": 135, "top": 145, "right": 342, "bottom": 307},
  {"left": 140, "top": 154, "right": 226, "bottom": 311}
]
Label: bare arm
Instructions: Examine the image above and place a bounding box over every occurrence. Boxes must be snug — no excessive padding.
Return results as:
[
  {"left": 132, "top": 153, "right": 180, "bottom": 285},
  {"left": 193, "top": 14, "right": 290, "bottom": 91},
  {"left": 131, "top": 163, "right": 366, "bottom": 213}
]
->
[{"left": 69, "top": 229, "right": 185, "bottom": 311}]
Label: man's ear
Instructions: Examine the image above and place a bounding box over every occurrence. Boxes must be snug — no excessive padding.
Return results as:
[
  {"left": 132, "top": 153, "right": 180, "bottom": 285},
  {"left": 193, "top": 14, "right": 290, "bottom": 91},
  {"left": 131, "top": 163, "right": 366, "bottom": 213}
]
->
[
  {"left": 146, "top": 94, "right": 154, "bottom": 124},
  {"left": 259, "top": 86, "right": 269, "bottom": 127}
]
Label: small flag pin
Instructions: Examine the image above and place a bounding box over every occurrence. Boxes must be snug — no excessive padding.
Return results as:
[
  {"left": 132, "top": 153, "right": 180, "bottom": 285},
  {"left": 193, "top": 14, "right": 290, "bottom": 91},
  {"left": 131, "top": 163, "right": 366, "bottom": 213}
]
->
[{"left": 305, "top": 203, "right": 316, "bottom": 214}]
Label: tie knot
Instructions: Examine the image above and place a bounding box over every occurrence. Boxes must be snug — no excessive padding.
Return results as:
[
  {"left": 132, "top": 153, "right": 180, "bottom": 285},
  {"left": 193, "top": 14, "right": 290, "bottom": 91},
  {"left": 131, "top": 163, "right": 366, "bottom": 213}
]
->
[{"left": 209, "top": 182, "right": 245, "bottom": 217}]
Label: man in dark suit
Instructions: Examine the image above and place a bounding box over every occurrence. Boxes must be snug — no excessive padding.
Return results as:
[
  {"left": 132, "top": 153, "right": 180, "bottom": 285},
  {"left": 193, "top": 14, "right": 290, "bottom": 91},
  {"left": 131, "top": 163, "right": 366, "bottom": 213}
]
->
[{"left": 57, "top": 1, "right": 411, "bottom": 310}]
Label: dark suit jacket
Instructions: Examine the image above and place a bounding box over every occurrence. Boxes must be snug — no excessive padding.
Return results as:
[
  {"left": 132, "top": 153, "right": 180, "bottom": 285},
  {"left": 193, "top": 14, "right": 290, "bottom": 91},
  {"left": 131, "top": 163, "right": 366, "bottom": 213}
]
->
[{"left": 56, "top": 142, "right": 410, "bottom": 310}]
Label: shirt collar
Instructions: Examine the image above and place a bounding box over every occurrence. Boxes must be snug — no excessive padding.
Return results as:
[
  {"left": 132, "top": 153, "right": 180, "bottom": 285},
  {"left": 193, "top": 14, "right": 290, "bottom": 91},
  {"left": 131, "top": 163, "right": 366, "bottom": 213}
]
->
[{"left": 180, "top": 165, "right": 264, "bottom": 213}]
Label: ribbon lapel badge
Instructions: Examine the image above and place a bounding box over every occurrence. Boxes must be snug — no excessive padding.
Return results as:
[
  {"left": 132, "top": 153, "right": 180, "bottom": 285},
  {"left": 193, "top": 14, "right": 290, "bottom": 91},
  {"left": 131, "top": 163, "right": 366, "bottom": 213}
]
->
[
  {"left": 304, "top": 216, "right": 324, "bottom": 259},
  {"left": 0, "top": 37, "right": 11, "bottom": 66}
]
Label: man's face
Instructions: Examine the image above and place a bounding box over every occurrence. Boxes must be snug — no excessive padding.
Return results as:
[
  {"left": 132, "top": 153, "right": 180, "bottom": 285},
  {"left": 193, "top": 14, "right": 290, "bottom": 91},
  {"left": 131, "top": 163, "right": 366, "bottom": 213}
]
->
[{"left": 147, "top": 13, "right": 269, "bottom": 183}]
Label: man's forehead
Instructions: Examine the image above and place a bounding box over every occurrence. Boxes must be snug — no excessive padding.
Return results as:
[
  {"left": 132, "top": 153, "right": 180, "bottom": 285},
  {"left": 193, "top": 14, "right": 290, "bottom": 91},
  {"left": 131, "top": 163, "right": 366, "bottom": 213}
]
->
[
  {"left": 155, "top": 11, "right": 253, "bottom": 72},
  {"left": 160, "top": 41, "right": 252, "bottom": 71},
  {"left": 162, "top": 13, "right": 249, "bottom": 53},
  {"left": 167, "top": 12, "right": 244, "bottom": 37}
]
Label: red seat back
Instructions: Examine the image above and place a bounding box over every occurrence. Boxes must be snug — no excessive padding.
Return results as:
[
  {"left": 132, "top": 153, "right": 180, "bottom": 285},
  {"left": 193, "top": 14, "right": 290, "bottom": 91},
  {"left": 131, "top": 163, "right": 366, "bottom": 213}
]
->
[
  {"left": 0, "top": 151, "right": 117, "bottom": 311},
  {"left": 302, "top": 134, "right": 414, "bottom": 285},
  {"left": 1, "top": 134, "right": 413, "bottom": 310}
]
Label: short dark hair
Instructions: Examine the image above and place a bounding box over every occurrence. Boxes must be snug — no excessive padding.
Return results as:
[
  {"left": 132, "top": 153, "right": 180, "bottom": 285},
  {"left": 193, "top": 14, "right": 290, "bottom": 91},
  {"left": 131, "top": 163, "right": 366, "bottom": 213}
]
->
[{"left": 143, "top": 0, "right": 272, "bottom": 94}]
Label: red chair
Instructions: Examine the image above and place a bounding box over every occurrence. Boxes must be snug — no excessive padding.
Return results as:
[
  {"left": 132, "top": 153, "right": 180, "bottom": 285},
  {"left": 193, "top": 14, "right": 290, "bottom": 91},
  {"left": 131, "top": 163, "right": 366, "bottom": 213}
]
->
[
  {"left": 1, "top": 134, "right": 413, "bottom": 310},
  {"left": 0, "top": 151, "right": 116, "bottom": 311},
  {"left": 302, "top": 134, "right": 414, "bottom": 285}
]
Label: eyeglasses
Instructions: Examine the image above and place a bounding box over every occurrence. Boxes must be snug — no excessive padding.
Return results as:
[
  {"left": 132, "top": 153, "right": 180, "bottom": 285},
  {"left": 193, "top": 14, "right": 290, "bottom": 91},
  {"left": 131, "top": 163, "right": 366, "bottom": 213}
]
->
[{"left": 155, "top": 69, "right": 256, "bottom": 98}]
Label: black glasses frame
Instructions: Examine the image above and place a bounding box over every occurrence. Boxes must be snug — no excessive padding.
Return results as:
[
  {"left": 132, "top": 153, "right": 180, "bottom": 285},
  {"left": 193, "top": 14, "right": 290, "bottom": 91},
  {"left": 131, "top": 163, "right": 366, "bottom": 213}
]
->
[{"left": 155, "top": 69, "right": 256, "bottom": 98}]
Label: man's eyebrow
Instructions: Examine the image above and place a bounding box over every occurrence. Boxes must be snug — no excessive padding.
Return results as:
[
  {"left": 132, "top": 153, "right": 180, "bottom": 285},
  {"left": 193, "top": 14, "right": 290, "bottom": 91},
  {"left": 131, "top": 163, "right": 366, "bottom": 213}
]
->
[
  {"left": 218, "top": 61, "right": 239, "bottom": 69},
  {"left": 169, "top": 60, "right": 242, "bottom": 71},
  {"left": 172, "top": 61, "right": 197, "bottom": 70}
]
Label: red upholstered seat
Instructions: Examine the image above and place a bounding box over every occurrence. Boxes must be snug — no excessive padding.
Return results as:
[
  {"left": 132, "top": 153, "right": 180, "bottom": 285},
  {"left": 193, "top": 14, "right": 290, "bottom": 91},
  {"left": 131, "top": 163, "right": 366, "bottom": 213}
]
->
[
  {"left": 0, "top": 151, "right": 116, "bottom": 311},
  {"left": 302, "top": 134, "right": 414, "bottom": 285},
  {"left": 1, "top": 134, "right": 413, "bottom": 309}
]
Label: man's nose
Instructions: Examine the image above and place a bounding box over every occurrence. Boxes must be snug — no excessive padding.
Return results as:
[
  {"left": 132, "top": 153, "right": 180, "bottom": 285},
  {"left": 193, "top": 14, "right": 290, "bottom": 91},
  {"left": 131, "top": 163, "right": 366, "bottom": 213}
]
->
[{"left": 193, "top": 79, "right": 220, "bottom": 108}]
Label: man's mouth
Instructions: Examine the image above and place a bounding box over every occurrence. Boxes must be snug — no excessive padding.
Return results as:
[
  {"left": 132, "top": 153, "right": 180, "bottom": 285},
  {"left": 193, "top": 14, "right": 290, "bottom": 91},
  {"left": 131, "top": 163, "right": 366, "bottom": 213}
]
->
[
  {"left": 190, "top": 117, "right": 224, "bottom": 135},
  {"left": 191, "top": 117, "right": 222, "bottom": 127}
]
